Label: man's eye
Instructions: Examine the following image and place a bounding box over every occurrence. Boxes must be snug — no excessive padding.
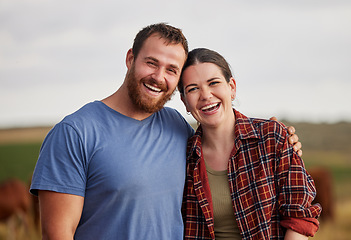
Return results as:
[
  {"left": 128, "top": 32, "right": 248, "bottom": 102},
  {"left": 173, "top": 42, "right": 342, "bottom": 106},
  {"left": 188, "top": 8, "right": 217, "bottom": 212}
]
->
[
  {"left": 167, "top": 68, "right": 177, "bottom": 74},
  {"left": 147, "top": 62, "right": 157, "bottom": 66}
]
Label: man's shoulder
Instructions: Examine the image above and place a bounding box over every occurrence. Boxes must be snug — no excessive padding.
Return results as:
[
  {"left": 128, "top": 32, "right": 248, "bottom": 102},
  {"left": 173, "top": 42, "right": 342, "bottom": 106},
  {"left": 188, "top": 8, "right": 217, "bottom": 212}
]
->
[
  {"left": 66, "top": 101, "right": 102, "bottom": 117},
  {"left": 160, "top": 106, "right": 181, "bottom": 113},
  {"left": 158, "top": 107, "right": 186, "bottom": 120},
  {"left": 61, "top": 101, "right": 105, "bottom": 124},
  {"left": 50, "top": 101, "right": 106, "bottom": 135},
  {"left": 158, "top": 107, "right": 194, "bottom": 135}
]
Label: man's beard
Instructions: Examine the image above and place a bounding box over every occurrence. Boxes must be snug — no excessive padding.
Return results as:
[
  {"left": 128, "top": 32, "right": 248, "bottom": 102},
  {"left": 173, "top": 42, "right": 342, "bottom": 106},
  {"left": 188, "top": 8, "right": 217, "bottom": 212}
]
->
[{"left": 126, "top": 64, "right": 174, "bottom": 113}]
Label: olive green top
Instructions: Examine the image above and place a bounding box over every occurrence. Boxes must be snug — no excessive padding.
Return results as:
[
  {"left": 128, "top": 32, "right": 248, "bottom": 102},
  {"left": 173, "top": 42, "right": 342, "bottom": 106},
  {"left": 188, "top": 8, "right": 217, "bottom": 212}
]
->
[{"left": 206, "top": 164, "right": 241, "bottom": 239}]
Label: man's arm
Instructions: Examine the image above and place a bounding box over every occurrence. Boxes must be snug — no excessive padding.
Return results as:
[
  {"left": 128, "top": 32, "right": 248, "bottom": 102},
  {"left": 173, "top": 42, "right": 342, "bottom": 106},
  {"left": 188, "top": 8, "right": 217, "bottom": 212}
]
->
[{"left": 39, "top": 190, "right": 84, "bottom": 240}]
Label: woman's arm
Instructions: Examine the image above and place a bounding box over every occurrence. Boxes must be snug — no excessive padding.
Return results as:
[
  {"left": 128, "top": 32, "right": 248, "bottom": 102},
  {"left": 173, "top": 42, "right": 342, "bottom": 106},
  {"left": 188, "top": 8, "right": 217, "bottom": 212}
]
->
[
  {"left": 285, "top": 229, "right": 308, "bottom": 240},
  {"left": 274, "top": 120, "right": 321, "bottom": 237}
]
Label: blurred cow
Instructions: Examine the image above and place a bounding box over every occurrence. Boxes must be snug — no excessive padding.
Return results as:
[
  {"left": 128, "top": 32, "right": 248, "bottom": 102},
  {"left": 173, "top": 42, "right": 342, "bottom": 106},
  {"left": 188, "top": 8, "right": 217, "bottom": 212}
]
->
[
  {"left": 309, "top": 167, "right": 335, "bottom": 221},
  {"left": 0, "top": 178, "right": 31, "bottom": 222},
  {"left": 0, "top": 178, "right": 32, "bottom": 239}
]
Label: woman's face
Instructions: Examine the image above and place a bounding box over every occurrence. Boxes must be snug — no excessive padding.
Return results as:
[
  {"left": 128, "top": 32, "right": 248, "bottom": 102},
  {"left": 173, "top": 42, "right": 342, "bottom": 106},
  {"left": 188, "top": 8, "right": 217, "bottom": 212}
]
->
[{"left": 180, "top": 62, "right": 236, "bottom": 128}]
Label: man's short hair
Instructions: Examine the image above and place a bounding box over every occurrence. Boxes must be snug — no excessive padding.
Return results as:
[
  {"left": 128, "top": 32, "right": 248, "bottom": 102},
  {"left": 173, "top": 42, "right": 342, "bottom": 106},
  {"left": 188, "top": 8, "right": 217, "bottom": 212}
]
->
[{"left": 132, "top": 23, "right": 188, "bottom": 59}]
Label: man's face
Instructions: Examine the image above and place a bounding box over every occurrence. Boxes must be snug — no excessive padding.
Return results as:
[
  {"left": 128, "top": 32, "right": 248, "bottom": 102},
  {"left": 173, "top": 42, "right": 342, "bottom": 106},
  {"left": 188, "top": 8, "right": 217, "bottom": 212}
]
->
[{"left": 126, "top": 34, "right": 187, "bottom": 113}]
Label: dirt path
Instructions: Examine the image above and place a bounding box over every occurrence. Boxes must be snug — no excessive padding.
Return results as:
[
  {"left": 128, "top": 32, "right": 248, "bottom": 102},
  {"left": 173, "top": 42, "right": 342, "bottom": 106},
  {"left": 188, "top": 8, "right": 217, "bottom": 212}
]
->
[{"left": 0, "top": 127, "right": 52, "bottom": 144}]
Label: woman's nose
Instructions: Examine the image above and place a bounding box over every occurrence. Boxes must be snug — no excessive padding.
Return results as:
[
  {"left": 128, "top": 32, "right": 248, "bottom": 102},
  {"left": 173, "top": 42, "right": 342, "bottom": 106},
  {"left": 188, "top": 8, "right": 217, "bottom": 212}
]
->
[{"left": 200, "top": 87, "right": 212, "bottom": 100}]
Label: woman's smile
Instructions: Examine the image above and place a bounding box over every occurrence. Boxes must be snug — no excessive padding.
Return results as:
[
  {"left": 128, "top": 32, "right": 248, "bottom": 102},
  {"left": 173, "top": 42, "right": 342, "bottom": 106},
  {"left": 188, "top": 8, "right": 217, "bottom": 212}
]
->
[{"left": 200, "top": 102, "right": 221, "bottom": 114}]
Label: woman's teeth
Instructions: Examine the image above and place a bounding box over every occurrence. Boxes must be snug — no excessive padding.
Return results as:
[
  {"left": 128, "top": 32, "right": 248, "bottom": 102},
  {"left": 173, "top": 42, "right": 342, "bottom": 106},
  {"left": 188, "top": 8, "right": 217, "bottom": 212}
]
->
[
  {"left": 144, "top": 83, "right": 162, "bottom": 92},
  {"left": 201, "top": 103, "right": 219, "bottom": 112}
]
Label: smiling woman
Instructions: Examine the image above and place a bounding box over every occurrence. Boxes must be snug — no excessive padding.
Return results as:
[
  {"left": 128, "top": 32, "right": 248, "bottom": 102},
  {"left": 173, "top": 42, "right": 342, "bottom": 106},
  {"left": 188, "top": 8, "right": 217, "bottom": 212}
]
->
[
  {"left": 180, "top": 62, "right": 236, "bottom": 129},
  {"left": 178, "top": 48, "right": 321, "bottom": 240}
]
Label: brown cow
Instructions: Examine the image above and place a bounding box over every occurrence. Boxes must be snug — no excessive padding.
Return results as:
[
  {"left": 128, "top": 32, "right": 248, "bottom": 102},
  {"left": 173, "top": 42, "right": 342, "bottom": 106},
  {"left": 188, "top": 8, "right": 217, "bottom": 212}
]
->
[
  {"left": 0, "top": 178, "right": 31, "bottom": 221},
  {"left": 308, "top": 167, "right": 335, "bottom": 221},
  {"left": 0, "top": 178, "right": 32, "bottom": 239}
]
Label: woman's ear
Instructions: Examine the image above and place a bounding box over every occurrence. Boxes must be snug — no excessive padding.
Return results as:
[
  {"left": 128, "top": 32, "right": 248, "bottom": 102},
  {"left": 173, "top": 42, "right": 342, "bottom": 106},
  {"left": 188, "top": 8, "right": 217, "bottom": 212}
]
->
[
  {"left": 229, "top": 77, "right": 237, "bottom": 100},
  {"left": 126, "top": 49, "right": 134, "bottom": 70}
]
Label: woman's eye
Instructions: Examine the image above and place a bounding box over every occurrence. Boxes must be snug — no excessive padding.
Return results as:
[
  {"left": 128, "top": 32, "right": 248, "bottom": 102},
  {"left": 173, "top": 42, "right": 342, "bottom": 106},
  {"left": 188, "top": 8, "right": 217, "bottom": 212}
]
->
[
  {"left": 187, "top": 87, "right": 198, "bottom": 93},
  {"left": 209, "top": 81, "right": 220, "bottom": 86}
]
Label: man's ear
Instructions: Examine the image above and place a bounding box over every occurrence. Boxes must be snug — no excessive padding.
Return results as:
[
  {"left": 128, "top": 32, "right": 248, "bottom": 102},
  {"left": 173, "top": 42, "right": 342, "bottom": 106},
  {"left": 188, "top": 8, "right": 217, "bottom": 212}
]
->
[{"left": 126, "top": 49, "right": 134, "bottom": 70}]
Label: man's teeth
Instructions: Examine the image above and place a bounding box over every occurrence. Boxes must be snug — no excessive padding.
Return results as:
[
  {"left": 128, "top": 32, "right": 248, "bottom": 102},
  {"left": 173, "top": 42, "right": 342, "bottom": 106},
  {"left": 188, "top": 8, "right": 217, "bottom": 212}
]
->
[
  {"left": 145, "top": 83, "right": 161, "bottom": 92},
  {"left": 201, "top": 103, "right": 219, "bottom": 111}
]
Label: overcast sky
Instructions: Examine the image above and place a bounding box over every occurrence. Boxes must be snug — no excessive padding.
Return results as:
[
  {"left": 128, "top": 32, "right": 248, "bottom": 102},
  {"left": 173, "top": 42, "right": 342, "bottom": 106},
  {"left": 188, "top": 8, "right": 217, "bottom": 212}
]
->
[{"left": 1, "top": 0, "right": 350, "bottom": 128}]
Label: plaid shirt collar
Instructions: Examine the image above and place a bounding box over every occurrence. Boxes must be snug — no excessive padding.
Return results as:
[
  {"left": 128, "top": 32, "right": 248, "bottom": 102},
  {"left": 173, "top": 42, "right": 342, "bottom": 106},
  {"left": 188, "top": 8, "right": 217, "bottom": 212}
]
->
[{"left": 187, "top": 109, "right": 261, "bottom": 162}]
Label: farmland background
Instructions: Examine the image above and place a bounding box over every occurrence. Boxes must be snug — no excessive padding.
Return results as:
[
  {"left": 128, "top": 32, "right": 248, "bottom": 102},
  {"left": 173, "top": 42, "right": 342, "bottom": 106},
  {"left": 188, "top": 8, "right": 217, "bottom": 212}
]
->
[{"left": 0, "top": 121, "right": 350, "bottom": 239}]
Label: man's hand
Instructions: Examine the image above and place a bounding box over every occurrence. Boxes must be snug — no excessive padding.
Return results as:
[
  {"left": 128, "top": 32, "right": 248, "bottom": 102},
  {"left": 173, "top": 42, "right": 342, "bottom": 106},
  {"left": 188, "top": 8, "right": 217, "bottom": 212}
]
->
[{"left": 270, "top": 117, "right": 302, "bottom": 157}]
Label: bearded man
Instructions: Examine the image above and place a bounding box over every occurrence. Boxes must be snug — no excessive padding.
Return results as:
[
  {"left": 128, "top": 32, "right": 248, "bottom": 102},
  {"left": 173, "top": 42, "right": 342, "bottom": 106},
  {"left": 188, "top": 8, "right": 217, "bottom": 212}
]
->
[{"left": 31, "top": 23, "right": 193, "bottom": 240}]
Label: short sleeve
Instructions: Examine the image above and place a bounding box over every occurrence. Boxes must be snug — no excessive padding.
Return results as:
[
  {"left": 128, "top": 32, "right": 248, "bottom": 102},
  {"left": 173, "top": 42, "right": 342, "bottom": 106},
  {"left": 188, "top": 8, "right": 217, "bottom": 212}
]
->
[{"left": 30, "top": 122, "right": 87, "bottom": 197}]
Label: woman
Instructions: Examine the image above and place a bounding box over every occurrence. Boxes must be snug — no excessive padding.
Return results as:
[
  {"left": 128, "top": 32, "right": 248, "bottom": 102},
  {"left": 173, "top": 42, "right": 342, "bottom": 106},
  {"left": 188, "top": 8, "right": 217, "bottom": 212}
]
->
[{"left": 179, "top": 48, "right": 321, "bottom": 240}]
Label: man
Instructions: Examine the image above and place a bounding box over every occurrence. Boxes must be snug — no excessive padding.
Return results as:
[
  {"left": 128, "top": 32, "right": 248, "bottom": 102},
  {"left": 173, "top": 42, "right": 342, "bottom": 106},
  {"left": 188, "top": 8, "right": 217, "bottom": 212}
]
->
[{"left": 30, "top": 23, "right": 300, "bottom": 240}]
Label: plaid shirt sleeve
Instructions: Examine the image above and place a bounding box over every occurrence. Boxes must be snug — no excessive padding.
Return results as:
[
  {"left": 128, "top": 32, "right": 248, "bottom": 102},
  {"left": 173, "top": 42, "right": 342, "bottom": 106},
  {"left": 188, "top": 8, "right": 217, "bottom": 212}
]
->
[{"left": 274, "top": 121, "right": 321, "bottom": 236}]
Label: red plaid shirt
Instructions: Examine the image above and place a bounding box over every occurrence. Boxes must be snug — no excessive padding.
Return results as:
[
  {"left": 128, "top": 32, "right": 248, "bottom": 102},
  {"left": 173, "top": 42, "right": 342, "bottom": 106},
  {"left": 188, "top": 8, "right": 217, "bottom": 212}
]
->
[{"left": 182, "top": 110, "right": 321, "bottom": 240}]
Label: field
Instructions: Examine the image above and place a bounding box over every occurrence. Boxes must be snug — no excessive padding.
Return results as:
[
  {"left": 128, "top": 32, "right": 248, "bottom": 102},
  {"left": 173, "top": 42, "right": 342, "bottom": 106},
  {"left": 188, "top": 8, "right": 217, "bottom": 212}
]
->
[{"left": 0, "top": 122, "right": 351, "bottom": 239}]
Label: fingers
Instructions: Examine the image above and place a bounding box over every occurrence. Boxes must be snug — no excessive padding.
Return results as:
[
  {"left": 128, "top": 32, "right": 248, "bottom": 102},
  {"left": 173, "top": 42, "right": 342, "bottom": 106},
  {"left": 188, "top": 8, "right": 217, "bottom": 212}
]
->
[
  {"left": 287, "top": 126, "right": 296, "bottom": 135},
  {"left": 270, "top": 116, "right": 277, "bottom": 121},
  {"left": 292, "top": 141, "right": 302, "bottom": 152},
  {"left": 297, "top": 149, "right": 303, "bottom": 157},
  {"left": 288, "top": 130, "right": 303, "bottom": 157},
  {"left": 271, "top": 119, "right": 302, "bottom": 157},
  {"left": 288, "top": 134, "right": 299, "bottom": 145}
]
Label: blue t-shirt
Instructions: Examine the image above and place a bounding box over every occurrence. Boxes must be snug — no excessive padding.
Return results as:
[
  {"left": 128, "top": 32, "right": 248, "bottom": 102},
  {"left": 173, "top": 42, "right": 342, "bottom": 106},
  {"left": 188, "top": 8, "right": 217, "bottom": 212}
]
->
[{"left": 30, "top": 101, "right": 194, "bottom": 240}]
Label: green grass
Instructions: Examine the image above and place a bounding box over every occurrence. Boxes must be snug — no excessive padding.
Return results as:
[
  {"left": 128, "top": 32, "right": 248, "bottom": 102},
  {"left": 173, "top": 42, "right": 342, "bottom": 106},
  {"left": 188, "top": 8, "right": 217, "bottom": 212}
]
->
[
  {"left": 0, "top": 142, "right": 42, "bottom": 183},
  {"left": 282, "top": 121, "right": 351, "bottom": 153},
  {"left": 303, "top": 150, "right": 351, "bottom": 177},
  {"left": 304, "top": 151, "right": 351, "bottom": 201}
]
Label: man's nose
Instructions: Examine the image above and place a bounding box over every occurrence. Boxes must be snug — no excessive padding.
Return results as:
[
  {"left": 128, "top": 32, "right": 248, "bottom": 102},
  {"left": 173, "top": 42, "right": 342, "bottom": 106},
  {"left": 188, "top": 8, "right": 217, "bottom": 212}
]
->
[{"left": 151, "top": 68, "right": 165, "bottom": 82}]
